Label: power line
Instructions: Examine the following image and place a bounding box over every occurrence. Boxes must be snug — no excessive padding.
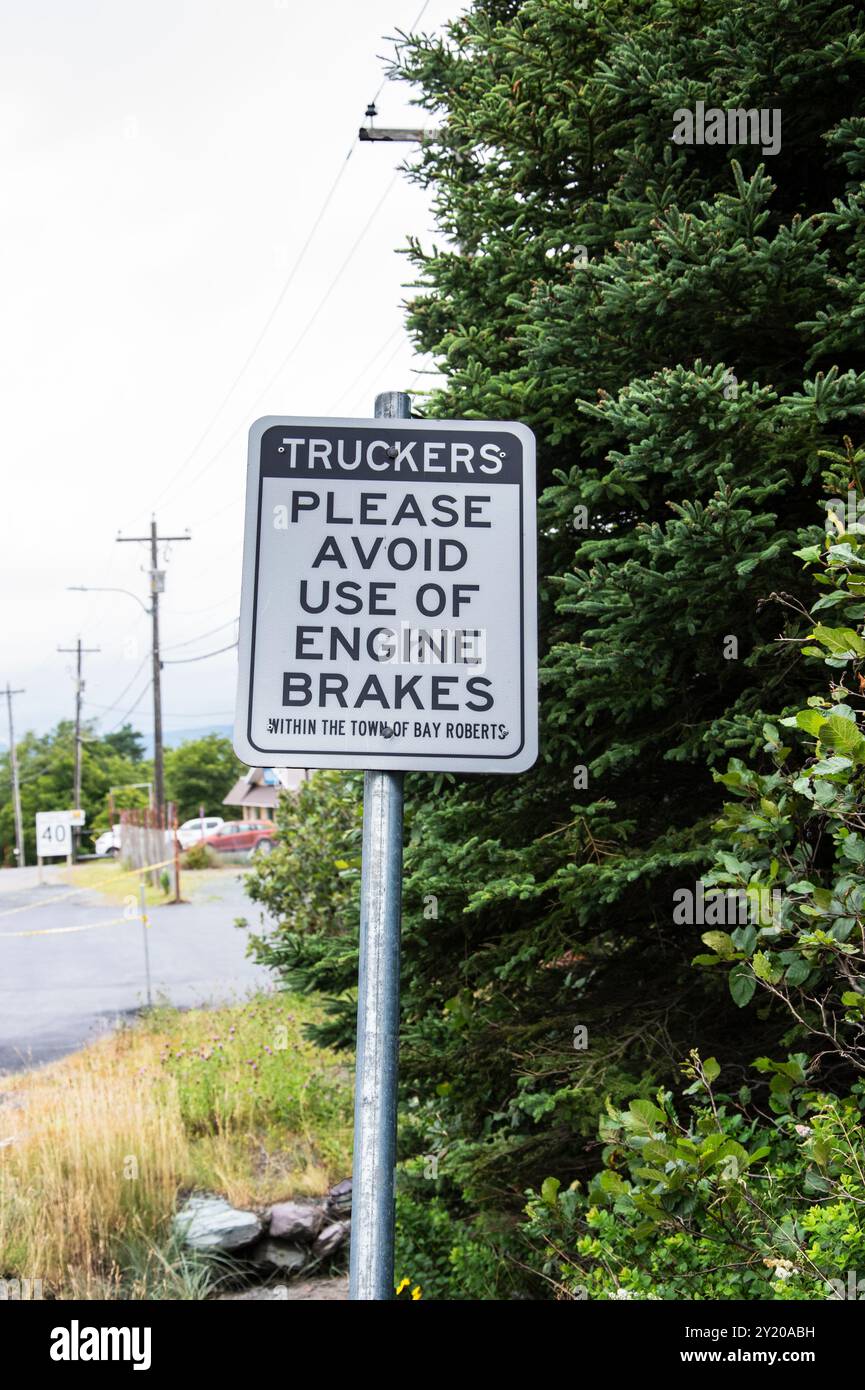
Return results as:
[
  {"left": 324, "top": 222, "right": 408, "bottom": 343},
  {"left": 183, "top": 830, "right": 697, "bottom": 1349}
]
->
[
  {"left": 146, "top": 148, "right": 358, "bottom": 520},
  {"left": 87, "top": 651, "right": 150, "bottom": 721},
  {"left": 142, "top": 0, "right": 434, "bottom": 525},
  {"left": 326, "top": 326, "right": 407, "bottom": 414},
  {"left": 194, "top": 328, "right": 410, "bottom": 528},
  {"left": 369, "top": 0, "right": 432, "bottom": 106},
  {"left": 169, "top": 591, "right": 241, "bottom": 617},
  {"left": 0, "top": 758, "right": 65, "bottom": 791},
  {"left": 162, "top": 641, "right": 238, "bottom": 666},
  {"left": 156, "top": 169, "right": 401, "bottom": 512},
  {"left": 163, "top": 616, "right": 239, "bottom": 651},
  {"left": 108, "top": 680, "right": 152, "bottom": 733}
]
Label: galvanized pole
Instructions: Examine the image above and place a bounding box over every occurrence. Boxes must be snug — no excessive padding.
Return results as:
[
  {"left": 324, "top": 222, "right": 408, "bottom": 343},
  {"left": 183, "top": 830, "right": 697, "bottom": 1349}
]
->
[
  {"left": 349, "top": 390, "right": 410, "bottom": 1301},
  {"left": 138, "top": 879, "right": 153, "bottom": 1009},
  {"left": 171, "top": 804, "right": 182, "bottom": 904}
]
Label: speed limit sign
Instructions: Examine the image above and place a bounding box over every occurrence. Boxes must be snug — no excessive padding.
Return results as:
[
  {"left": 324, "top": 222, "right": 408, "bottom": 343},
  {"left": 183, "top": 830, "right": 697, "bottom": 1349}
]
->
[{"left": 35, "top": 811, "right": 73, "bottom": 859}]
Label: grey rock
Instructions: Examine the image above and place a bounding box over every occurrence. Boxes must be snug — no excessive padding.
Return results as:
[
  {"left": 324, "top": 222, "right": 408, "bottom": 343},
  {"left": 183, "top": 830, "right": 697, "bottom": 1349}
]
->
[
  {"left": 174, "top": 1194, "right": 263, "bottom": 1252},
  {"left": 249, "top": 1238, "right": 308, "bottom": 1274},
  {"left": 325, "top": 1178, "right": 352, "bottom": 1219},
  {"left": 268, "top": 1200, "right": 324, "bottom": 1244},
  {"left": 312, "top": 1220, "right": 349, "bottom": 1260}
]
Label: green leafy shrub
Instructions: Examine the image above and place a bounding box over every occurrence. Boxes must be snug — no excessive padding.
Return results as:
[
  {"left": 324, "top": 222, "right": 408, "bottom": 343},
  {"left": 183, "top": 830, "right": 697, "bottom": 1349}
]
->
[
  {"left": 244, "top": 771, "right": 364, "bottom": 1048},
  {"left": 697, "top": 446, "right": 865, "bottom": 1070},
  {"left": 524, "top": 1058, "right": 865, "bottom": 1300},
  {"left": 395, "top": 1191, "right": 469, "bottom": 1301},
  {"left": 184, "top": 843, "right": 215, "bottom": 871},
  {"left": 395, "top": 1172, "right": 525, "bottom": 1301}
]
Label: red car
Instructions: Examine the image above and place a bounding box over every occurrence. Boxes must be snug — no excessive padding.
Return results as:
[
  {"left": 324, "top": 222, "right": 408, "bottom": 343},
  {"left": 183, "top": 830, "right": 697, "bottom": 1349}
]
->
[{"left": 200, "top": 820, "right": 278, "bottom": 857}]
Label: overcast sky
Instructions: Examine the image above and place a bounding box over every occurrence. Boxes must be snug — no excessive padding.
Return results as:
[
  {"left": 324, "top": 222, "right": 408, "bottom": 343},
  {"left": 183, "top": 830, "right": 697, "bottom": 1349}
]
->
[{"left": 0, "top": 0, "right": 453, "bottom": 747}]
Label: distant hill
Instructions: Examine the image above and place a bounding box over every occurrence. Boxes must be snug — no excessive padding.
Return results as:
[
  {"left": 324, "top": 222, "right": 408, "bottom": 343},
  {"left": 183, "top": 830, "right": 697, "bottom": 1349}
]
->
[{"left": 140, "top": 724, "right": 233, "bottom": 755}]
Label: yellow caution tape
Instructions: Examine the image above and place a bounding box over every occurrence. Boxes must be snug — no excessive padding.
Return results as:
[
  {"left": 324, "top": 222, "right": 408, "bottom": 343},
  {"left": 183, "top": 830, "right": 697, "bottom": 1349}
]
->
[
  {"left": 0, "top": 913, "right": 135, "bottom": 940},
  {"left": 0, "top": 855, "right": 180, "bottom": 921}
]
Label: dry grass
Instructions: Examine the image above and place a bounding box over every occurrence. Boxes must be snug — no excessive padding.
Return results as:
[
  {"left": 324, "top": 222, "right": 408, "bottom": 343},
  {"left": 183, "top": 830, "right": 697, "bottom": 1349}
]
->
[
  {"left": 68, "top": 859, "right": 231, "bottom": 907},
  {"left": 0, "top": 994, "right": 353, "bottom": 1298},
  {"left": 0, "top": 1032, "right": 186, "bottom": 1295}
]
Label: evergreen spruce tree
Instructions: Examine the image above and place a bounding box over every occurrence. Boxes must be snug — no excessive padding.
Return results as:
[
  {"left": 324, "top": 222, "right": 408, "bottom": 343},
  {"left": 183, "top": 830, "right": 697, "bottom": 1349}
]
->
[{"left": 248, "top": 0, "right": 865, "bottom": 1290}]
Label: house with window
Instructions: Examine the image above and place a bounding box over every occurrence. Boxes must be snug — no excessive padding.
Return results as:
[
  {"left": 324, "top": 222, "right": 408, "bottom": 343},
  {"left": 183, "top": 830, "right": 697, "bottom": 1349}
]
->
[{"left": 221, "top": 766, "right": 309, "bottom": 821}]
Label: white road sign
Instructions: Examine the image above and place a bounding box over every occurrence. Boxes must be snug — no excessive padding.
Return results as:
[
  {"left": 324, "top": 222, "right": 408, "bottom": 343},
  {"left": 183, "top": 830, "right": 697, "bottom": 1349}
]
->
[
  {"left": 35, "top": 810, "right": 73, "bottom": 858},
  {"left": 234, "top": 417, "right": 538, "bottom": 773}
]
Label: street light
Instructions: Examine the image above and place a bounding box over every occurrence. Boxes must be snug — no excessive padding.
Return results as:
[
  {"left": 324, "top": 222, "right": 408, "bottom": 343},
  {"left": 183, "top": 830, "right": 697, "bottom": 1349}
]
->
[{"left": 67, "top": 585, "right": 152, "bottom": 616}]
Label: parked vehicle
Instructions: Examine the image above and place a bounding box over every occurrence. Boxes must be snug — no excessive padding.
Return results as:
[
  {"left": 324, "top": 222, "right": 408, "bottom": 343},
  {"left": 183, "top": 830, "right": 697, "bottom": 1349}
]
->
[
  {"left": 199, "top": 820, "right": 277, "bottom": 857},
  {"left": 176, "top": 815, "right": 225, "bottom": 850},
  {"left": 94, "top": 825, "right": 122, "bottom": 857}
]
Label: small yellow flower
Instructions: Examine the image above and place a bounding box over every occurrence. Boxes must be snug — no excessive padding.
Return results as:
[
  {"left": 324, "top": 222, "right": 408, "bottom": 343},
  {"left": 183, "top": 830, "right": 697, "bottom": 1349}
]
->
[
  {"left": 395, "top": 1277, "right": 411, "bottom": 1296},
  {"left": 411, "top": 1285, "right": 422, "bottom": 1301}
]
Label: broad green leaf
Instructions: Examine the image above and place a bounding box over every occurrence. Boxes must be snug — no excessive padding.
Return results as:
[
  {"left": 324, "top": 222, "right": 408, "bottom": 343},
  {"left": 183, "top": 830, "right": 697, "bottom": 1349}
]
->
[
  {"left": 820, "top": 712, "right": 865, "bottom": 760},
  {"left": 540, "top": 1176, "right": 561, "bottom": 1207},
  {"left": 731, "top": 924, "right": 757, "bottom": 954},
  {"left": 785, "top": 958, "right": 811, "bottom": 987},
  {"left": 598, "top": 1170, "right": 628, "bottom": 1196},
  {"left": 793, "top": 709, "right": 826, "bottom": 735},
  {"left": 729, "top": 965, "right": 756, "bottom": 1007},
  {"left": 812, "top": 622, "right": 865, "bottom": 656},
  {"left": 701, "top": 930, "right": 735, "bottom": 959},
  {"left": 753, "top": 951, "right": 783, "bottom": 983},
  {"left": 627, "top": 1098, "right": 666, "bottom": 1133}
]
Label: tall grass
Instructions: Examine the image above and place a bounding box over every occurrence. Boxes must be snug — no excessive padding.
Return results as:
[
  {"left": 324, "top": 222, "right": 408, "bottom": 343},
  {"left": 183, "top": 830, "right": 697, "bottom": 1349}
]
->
[
  {"left": 0, "top": 1035, "right": 186, "bottom": 1294},
  {"left": 0, "top": 994, "right": 353, "bottom": 1297}
]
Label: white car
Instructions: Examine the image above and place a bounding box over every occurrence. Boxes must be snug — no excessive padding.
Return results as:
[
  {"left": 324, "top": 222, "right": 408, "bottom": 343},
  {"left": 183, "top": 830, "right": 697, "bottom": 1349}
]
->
[
  {"left": 176, "top": 816, "right": 225, "bottom": 850},
  {"left": 94, "top": 825, "right": 122, "bottom": 857}
]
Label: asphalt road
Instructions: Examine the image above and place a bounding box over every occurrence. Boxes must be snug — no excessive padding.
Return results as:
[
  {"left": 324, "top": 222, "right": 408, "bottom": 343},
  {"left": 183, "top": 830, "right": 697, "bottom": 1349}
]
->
[{"left": 0, "top": 866, "right": 274, "bottom": 1073}]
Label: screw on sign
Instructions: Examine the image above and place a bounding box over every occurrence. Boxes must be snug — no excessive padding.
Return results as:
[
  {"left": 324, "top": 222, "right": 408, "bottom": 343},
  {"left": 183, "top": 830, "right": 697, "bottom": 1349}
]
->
[{"left": 233, "top": 395, "right": 538, "bottom": 1299}]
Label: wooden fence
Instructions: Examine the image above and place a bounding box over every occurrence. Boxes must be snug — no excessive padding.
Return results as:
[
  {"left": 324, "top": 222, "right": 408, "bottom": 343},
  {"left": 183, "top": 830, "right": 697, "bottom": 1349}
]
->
[{"left": 119, "top": 803, "right": 180, "bottom": 893}]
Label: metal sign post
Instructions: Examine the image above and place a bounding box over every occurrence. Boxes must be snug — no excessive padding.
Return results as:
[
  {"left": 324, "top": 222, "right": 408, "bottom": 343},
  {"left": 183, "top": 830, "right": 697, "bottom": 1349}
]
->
[
  {"left": 138, "top": 881, "right": 153, "bottom": 1009},
  {"left": 234, "top": 390, "right": 537, "bottom": 1301},
  {"left": 349, "top": 391, "right": 409, "bottom": 1300}
]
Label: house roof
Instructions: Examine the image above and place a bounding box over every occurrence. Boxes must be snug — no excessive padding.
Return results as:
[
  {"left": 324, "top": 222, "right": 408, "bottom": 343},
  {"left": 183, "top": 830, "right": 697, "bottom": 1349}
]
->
[
  {"left": 222, "top": 766, "right": 309, "bottom": 808},
  {"left": 222, "top": 777, "right": 280, "bottom": 809}
]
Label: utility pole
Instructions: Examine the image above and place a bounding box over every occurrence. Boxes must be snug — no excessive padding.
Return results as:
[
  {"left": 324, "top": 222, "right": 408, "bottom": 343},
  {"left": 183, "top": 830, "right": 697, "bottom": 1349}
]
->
[
  {"left": 116, "top": 517, "right": 190, "bottom": 814},
  {"left": 3, "top": 682, "right": 26, "bottom": 869},
  {"left": 57, "top": 638, "right": 100, "bottom": 818},
  {"left": 358, "top": 102, "right": 432, "bottom": 144}
]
